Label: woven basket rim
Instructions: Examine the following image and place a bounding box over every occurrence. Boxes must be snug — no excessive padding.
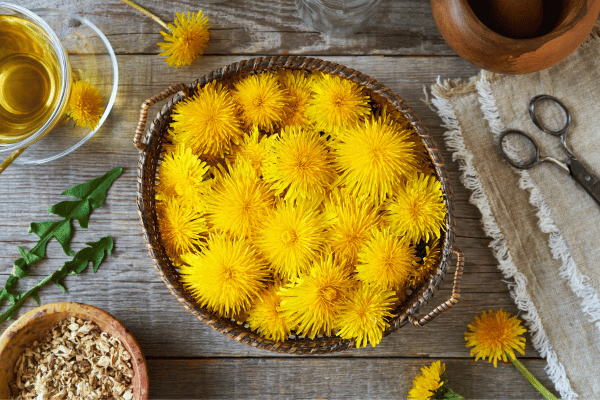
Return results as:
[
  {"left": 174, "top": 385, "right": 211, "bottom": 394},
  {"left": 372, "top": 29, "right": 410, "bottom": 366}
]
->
[{"left": 136, "top": 56, "right": 456, "bottom": 354}]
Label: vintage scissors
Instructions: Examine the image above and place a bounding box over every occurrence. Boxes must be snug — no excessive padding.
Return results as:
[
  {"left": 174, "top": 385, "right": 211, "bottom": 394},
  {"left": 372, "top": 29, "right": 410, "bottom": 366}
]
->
[{"left": 497, "top": 94, "right": 600, "bottom": 206}]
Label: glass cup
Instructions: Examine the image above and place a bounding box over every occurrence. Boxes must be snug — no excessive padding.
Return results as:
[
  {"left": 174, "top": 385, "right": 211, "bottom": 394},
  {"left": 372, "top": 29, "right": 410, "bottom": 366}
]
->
[
  {"left": 295, "top": 0, "right": 383, "bottom": 37},
  {"left": 0, "top": 2, "right": 71, "bottom": 155}
]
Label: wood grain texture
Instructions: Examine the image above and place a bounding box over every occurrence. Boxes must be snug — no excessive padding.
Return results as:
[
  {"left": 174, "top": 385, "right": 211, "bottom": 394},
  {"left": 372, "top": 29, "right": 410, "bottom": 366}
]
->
[{"left": 0, "top": 1, "right": 562, "bottom": 397}]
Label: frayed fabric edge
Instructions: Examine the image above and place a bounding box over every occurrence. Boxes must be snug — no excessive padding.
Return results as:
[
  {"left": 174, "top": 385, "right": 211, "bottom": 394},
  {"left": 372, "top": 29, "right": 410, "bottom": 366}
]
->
[{"left": 431, "top": 75, "right": 577, "bottom": 400}]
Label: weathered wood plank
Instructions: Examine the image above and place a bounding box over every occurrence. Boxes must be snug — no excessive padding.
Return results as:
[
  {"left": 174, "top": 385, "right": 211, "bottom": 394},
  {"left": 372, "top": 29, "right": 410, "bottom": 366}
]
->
[
  {"left": 20, "top": 0, "right": 455, "bottom": 57},
  {"left": 146, "top": 358, "right": 557, "bottom": 399}
]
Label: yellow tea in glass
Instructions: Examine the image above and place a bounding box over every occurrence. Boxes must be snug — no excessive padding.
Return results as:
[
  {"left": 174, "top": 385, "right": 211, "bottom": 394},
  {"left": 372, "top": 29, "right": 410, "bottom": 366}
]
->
[{"left": 0, "top": 3, "right": 71, "bottom": 151}]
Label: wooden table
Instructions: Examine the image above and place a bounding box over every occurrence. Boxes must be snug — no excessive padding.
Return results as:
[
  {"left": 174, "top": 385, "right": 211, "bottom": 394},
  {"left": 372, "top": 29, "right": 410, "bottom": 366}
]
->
[{"left": 1, "top": 1, "right": 558, "bottom": 398}]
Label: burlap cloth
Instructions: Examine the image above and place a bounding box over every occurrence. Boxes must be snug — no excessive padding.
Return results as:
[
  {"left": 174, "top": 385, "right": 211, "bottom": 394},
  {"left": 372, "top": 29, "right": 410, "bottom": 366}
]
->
[{"left": 431, "top": 30, "right": 600, "bottom": 400}]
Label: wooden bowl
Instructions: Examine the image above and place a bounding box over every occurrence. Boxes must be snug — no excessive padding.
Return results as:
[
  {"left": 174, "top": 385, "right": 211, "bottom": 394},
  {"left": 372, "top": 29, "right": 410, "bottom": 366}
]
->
[
  {"left": 431, "top": 0, "right": 600, "bottom": 74},
  {"left": 0, "top": 302, "right": 149, "bottom": 399}
]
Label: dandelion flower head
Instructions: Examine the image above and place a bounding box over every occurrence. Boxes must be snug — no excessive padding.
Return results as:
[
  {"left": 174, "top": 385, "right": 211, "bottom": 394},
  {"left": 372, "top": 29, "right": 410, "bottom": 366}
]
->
[
  {"left": 231, "top": 125, "right": 272, "bottom": 175},
  {"left": 307, "top": 73, "right": 370, "bottom": 134},
  {"left": 158, "top": 11, "right": 210, "bottom": 68},
  {"left": 410, "top": 239, "right": 441, "bottom": 286},
  {"left": 336, "top": 282, "right": 396, "bottom": 348},
  {"left": 233, "top": 72, "right": 289, "bottom": 132},
  {"left": 246, "top": 280, "right": 294, "bottom": 342},
  {"left": 157, "top": 195, "right": 208, "bottom": 260},
  {"left": 263, "top": 126, "right": 336, "bottom": 202},
  {"left": 157, "top": 144, "right": 210, "bottom": 199},
  {"left": 333, "top": 115, "right": 417, "bottom": 203},
  {"left": 68, "top": 80, "right": 104, "bottom": 130},
  {"left": 385, "top": 172, "right": 446, "bottom": 244},
  {"left": 407, "top": 361, "right": 447, "bottom": 400},
  {"left": 170, "top": 81, "right": 242, "bottom": 157},
  {"left": 356, "top": 228, "right": 417, "bottom": 290},
  {"left": 465, "top": 309, "right": 526, "bottom": 367},
  {"left": 206, "top": 159, "right": 275, "bottom": 238},
  {"left": 180, "top": 234, "right": 269, "bottom": 317},
  {"left": 279, "top": 70, "right": 313, "bottom": 129},
  {"left": 257, "top": 199, "right": 330, "bottom": 280},
  {"left": 278, "top": 253, "right": 353, "bottom": 338}
]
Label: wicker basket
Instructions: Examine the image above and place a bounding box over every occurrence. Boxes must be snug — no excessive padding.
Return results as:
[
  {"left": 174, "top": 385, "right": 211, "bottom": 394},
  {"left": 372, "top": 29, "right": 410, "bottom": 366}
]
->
[{"left": 135, "top": 56, "right": 463, "bottom": 354}]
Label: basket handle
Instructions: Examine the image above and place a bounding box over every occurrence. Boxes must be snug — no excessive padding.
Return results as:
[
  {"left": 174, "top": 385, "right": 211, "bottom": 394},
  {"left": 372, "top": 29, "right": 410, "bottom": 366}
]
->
[
  {"left": 134, "top": 82, "right": 189, "bottom": 151},
  {"left": 408, "top": 248, "right": 464, "bottom": 327}
]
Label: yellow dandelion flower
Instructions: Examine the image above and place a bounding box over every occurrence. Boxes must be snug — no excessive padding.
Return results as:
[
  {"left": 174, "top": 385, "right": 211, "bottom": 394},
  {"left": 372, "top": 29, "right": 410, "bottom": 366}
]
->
[
  {"left": 157, "top": 144, "right": 210, "bottom": 199},
  {"left": 407, "top": 132, "right": 435, "bottom": 176},
  {"left": 206, "top": 159, "right": 275, "bottom": 238},
  {"left": 323, "top": 189, "right": 380, "bottom": 265},
  {"left": 170, "top": 81, "right": 243, "bottom": 157},
  {"left": 465, "top": 309, "right": 526, "bottom": 368},
  {"left": 278, "top": 253, "right": 353, "bottom": 338},
  {"left": 157, "top": 195, "right": 208, "bottom": 259},
  {"left": 410, "top": 239, "right": 441, "bottom": 286},
  {"left": 263, "top": 126, "right": 336, "bottom": 202},
  {"left": 306, "top": 73, "right": 370, "bottom": 133},
  {"left": 246, "top": 280, "right": 293, "bottom": 342},
  {"left": 385, "top": 172, "right": 447, "bottom": 244},
  {"left": 336, "top": 282, "right": 396, "bottom": 348},
  {"left": 68, "top": 80, "right": 104, "bottom": 130},
  {"left": 356, "top": 228, "right": 417, "bottom": 290},
  {"left": 407, "top": 361, "right": 447, "bottom": 400},
  {"left": 230, "top": 126, "right": 272, "bottom": 175},
  {"left": 233, "top": 72, "right": 289, "bottom": 132},
  {"left": 278, "top": 70, "right": 313, "bottom": 128},
  {"left": 158, "top": 11, "right": 210, "bottom": 68},
  {"left": 179, "top": 234, "right": 269, "bottom": 318},
  {"left": 333, "top": 115, "right": 417, "bottom": 203},
  {"left": 257, "top": 199, "right": 329, "bottom": 280}
]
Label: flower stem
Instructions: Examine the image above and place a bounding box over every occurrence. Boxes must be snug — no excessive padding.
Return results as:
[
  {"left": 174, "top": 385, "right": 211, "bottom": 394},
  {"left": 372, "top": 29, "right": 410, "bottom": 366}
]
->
[
  {"left": 508, "top": 354, "right": 558, "bottom": 400},
  {"left": 116, "top": 0, "right": 170, "bottom": 31}
]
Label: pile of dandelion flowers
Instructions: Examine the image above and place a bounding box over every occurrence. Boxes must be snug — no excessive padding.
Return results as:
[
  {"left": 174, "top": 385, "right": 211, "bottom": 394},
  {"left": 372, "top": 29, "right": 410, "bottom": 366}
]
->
[
  {"left": 157, "top": 144, "right": 210, "bottom": 199},
  {"left": 68, "top": 80, "right": 104, "bottom": 130},
  {"left": 336, "top": 282, "right": 396, "bottom": 348},
  {"left": 306, "top": 73, "right": 370, "bottom": 134},
  {"left": 179, "top": 234, "right": 269, "bottom": 318},
  {"left": 465, "top": 309, "right": 526, "bottom": 368},
  {"left": 170, "top": 81, "right": 242, "bottom": 157},
  {"left": 279, "top": 70, "right": 313, "bottom": 129},
  {"left": 356, "top": 228, "right": 418, "bottom": 290},
  {"left": 407, "top": 361, "right": 450, "bottom": 400},
  {"left": 323, "top": 190, "right": 380, "bottom": 265},
  {"left": 157, "top": 195, "right": 208, "bottom": 260},
  {"left": 333, "top": 115, "right": 417, "bottom": 203},
  {"left": 246, "top": 280, "right": 293, "bottom": 342},
  {"left": 157, "top": 11, "right": 210, "bottom": 68},
  {"left": 206, "top": 159, "right": 275, "bottom": 238},
  {"left": 386, "top": 172, "right": 447, "bottom": 244},
  {"left": 263, "top": 126, "right": 337, "bottom": 202},
  {"left": 233, "top": 72, "right": 289, "bottom": 132},
  {"left": 278, "top": 254, "right": 353, "bottom": 338},
  {"left": 257, "top": 199, "right": 330, "bottom": 280}
]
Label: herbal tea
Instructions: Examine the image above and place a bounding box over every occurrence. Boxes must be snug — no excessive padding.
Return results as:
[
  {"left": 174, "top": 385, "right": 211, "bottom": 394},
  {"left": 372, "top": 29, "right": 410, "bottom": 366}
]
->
[{"left": 0, "top": 15, "right": 62, "bottom": 144}]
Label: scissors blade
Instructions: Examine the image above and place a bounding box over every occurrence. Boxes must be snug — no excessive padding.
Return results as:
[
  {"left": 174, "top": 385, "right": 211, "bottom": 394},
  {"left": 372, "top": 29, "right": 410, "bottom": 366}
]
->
[{"left": 569, "top": 159, "right": 600, "bottom": 207}]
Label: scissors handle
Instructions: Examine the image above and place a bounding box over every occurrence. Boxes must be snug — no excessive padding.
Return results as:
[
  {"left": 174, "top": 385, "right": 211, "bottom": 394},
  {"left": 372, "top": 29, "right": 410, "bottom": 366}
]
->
[
  {"left": 529, "top": 95, "right": 572, "bottom": 137},
  {"left": 569, "top": 158, "right": 600, "bottom": 207}
]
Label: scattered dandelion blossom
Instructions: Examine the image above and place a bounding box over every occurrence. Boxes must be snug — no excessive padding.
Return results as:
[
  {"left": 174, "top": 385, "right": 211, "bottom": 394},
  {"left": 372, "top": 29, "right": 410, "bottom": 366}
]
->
[
  {"left": 386, "top": 173, "right": 447, "bottom": 244},
  {"left": 465, "top": 309, "right": 526, "bottom": 368},
  {"left": 263, "top": 126, "right": 336, "bottom": 202},
  {"left": 68, "top": 80, "right": 104, "bottom": 130},
  {"left": 278, "top": 254, "right": 353, "bottom": 338},
  {"left": 336, "top": 283, "right": 396, "bottom": 348},
  {"left": 407, "top": 361, "right": 448, "bottom": 400},
  {"left": 206, "top": 159, "right": 275, "bottom": 238},
  {"left": 233, "top": 72, "right": 289, "bottom": 132},
  {"left": 356, "top": 228, "right": 417, "bottom": 290},
  {"left": 307, "top": 73, "right": 370, "bottom": 133},
  {"left": 157, "top": 195, "right": 208, "bottom": 259},
  {"left": 333, "top": 115, "right": 417, "bottom": 203},
  {"left": 158, "top": 11, "right": 210, "bottom": 67},
  {"left": 257, "top": 199, "right": 329, "bottom": 280},
  {"left": 179, "top": 234, "right": 269, "bottom": 318},
  {"left": 247, "top": 280, "right": 293, "bottom": 342},
  {"left": 157, "top": 145, "right": 210, "bottom": 199},
  {"left": 170, "top": 81, "right": 243, "bottom": 157}
]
